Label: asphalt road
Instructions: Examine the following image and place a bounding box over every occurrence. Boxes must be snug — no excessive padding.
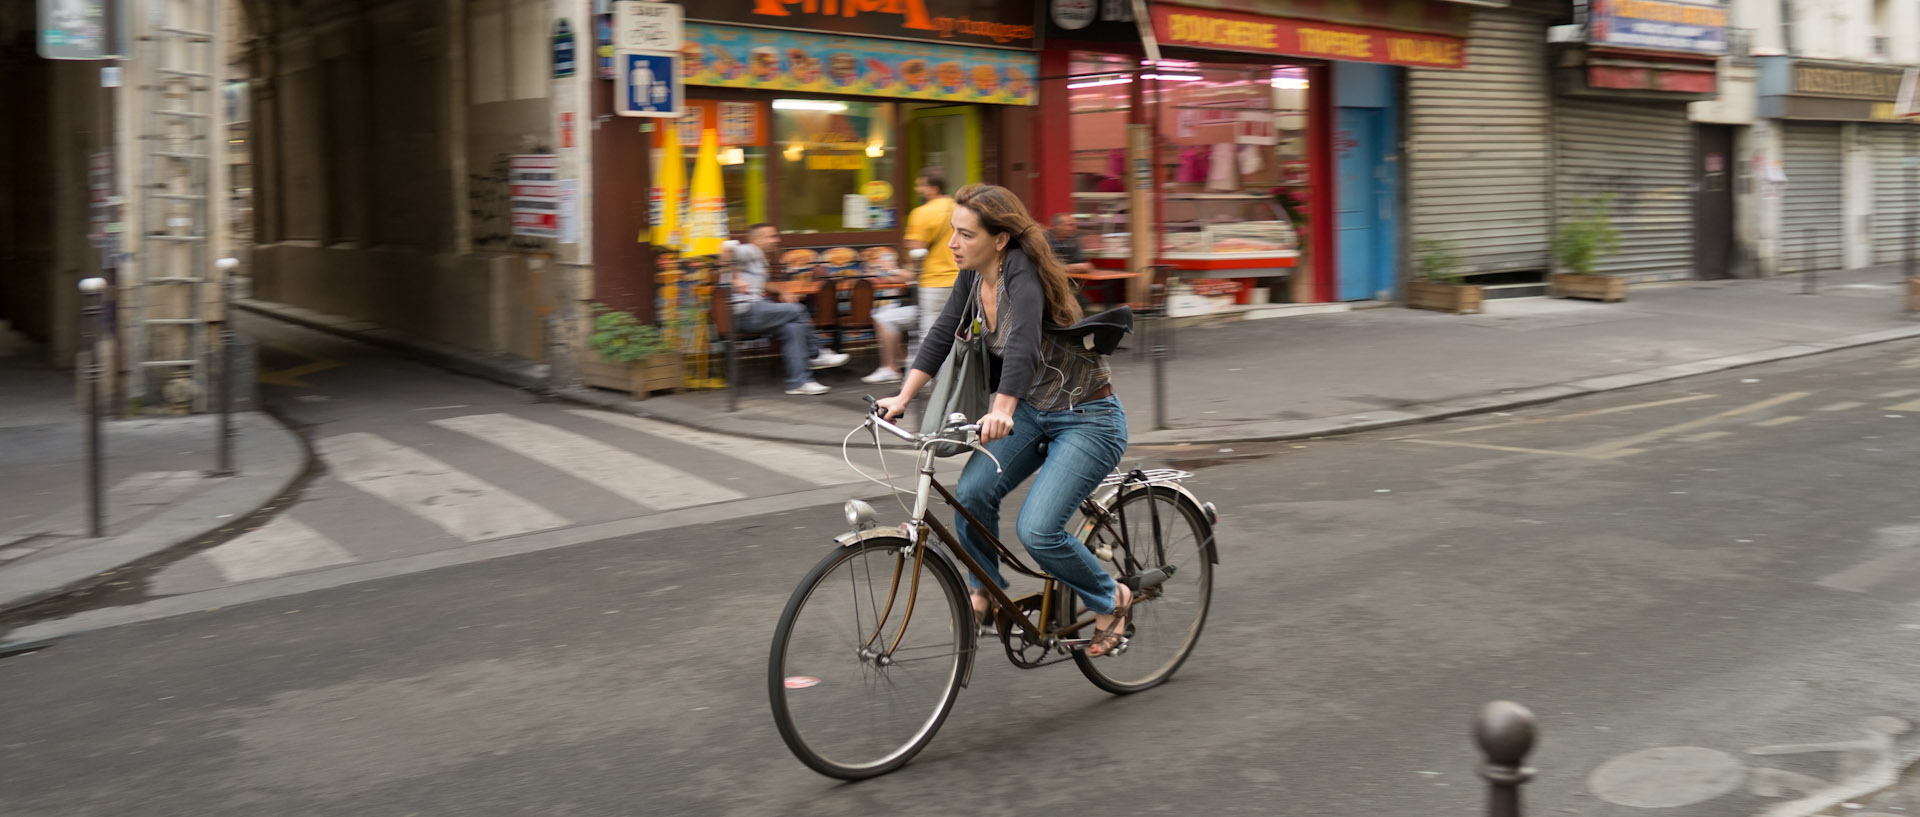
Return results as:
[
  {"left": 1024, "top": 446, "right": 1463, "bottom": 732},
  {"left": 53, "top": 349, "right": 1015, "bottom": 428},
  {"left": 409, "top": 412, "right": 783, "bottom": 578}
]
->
[{"left": 5, "top": 340, "right": 1920, "bottom": 817}]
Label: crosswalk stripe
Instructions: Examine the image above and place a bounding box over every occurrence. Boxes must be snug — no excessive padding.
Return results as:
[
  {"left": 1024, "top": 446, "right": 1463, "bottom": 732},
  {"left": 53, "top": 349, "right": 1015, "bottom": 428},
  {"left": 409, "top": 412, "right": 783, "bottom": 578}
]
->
[
  {"left": 1819, "top": 401, "right": 1864, "bottom": 412},
  {"left": 203, "top": 516, "right": 355, "bottom": 582},
  {"left": 567, "top": 409, "right": 852, "bottom": 486},
  {"left": 318, "top": 432, "right": 569, "bottom": 541},
  {"left": 1883, "top": 398, "right": 1920, "bottom": 412},
  {"left": 433, "top": 413, "right": 746, "bottom": 510}
]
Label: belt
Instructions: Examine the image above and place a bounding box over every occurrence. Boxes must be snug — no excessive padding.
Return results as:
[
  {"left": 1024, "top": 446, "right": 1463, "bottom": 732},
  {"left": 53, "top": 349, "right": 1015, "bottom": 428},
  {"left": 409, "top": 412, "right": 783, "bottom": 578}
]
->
[{"left": 1083, "top": 383, "right": 1113, "bottom": 402}]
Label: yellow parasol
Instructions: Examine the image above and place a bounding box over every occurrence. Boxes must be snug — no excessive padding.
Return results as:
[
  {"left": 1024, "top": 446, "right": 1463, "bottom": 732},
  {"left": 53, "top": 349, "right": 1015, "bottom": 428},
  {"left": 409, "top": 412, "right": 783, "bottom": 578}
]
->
[
  {"left": 649, "top": 119, "right": 685, "bottom": 249},
  {"left": 686, "top": 127, "right": 728, "bottom": 257}
]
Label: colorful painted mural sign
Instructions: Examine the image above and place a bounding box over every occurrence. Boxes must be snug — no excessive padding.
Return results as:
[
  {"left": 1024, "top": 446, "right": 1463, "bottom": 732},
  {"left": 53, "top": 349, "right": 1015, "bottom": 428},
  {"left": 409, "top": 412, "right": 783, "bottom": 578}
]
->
[
  {"left": 683, "top": 23, "right": 1038, "bottom": 105},
  {"left": 1587, "top": 0, "right": 1727, "bottom": 57}
]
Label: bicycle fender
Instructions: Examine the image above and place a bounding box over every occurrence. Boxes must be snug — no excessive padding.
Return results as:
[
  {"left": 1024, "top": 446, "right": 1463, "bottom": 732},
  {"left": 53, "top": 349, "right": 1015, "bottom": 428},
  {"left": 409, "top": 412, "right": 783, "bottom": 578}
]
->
[{"left": 1102, "top": 482, "right": 1221, "bottom": 565}]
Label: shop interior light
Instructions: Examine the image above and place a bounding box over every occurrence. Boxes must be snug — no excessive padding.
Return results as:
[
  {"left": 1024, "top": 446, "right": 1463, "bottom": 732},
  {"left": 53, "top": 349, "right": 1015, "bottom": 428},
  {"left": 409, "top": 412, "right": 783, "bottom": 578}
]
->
[
  {"left": 720, "top": 147, "right": 745, "bottom": 165},
  {"left": 1143, "top": 73, "right": 1202, "bottom": 82},
  {"left": 783, "top": 143, "right": 805, "bottom": 161},
  {"left": 1066, "top": 75, "right": 1132, "bottom": 89},
  {"left": 1271, "top": 77, "right": 1310, "bottom": 89},
  {"left": 865, "top": 141, "right": 885, "bottom": 158},
  {"left": 772, "top": 99, "right": 848, "bottom": 112}
]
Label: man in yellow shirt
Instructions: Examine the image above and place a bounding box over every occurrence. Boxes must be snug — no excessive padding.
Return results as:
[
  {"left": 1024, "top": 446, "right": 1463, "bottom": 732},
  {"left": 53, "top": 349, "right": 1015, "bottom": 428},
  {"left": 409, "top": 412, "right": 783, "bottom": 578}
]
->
[{"left": 863, "top": 169, "right": 957, "bottom": 384}]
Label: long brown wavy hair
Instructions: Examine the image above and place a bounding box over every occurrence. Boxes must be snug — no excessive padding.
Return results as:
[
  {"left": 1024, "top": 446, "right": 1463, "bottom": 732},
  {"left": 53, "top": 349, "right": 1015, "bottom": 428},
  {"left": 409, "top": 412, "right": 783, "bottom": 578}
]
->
[{"left": 952, "top": 183, "right": 1084, "bottom": 327}]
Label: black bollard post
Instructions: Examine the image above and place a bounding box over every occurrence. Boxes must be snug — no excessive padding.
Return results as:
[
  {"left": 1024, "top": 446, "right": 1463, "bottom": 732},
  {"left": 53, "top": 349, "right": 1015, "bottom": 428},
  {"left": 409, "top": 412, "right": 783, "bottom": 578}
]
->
[
  {"left": 1476, "top": 700, "right": 1537, "bottom": 817},
  {"left": 210, "top": 258, "right": 239, "bottom": 477},
  {"left": 79, "top": 277, "right": 107, "bottom": 538},
  {"left": 1151, "top": 308, "right": 1168, "bottom": 431}
]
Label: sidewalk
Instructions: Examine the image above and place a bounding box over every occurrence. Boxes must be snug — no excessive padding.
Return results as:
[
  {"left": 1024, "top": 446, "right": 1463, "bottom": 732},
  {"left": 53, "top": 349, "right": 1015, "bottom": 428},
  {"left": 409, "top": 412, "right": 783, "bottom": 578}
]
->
[
  {"left": 3, "top": 268, "right": 1914, "bottom": 619},
  {"left": 0, "top": 327, "right": 307, "bottom": 616},
  {"left": 573, "top": 266, "right": 1920, "bottom": 447}
]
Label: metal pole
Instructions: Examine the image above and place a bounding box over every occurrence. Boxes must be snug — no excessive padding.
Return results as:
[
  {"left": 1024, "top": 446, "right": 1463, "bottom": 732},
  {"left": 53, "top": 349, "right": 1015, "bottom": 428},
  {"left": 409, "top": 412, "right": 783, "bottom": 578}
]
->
[
  {"left": 209, "top": 258, "right": 239, "bottom": 476},
  {"left": 80, "top": 277, "right": 108, "bottom": 538},
  {"left": 1476, "top": 700, "right": 1538, "bottom": 817},
  {"left": 1151, "top": 304, "right": 1169, "bottom": 431}
]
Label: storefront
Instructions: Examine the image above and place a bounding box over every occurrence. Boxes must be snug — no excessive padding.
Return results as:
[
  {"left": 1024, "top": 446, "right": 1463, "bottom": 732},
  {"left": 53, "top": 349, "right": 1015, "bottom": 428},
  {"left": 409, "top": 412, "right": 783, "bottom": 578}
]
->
[
  {"left": 1759, "top": 59, "right": 1920, "bottom": 271},
  {"left": 656, "top": 0, "right": 1040, "bottom": 263},
  {"left": 1036, "top": 0, "right": 1468, "bottom": 311},
  {"left": 1550, "top": 0, "right": 1724, "bottom": 282}
]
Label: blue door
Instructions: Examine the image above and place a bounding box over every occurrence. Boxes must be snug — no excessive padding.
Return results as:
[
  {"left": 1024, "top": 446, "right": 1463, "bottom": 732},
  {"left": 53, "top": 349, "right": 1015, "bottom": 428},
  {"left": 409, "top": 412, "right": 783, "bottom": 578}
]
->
[{"left": 1335, "top": 107, "right": 1398, "bottom": 301}]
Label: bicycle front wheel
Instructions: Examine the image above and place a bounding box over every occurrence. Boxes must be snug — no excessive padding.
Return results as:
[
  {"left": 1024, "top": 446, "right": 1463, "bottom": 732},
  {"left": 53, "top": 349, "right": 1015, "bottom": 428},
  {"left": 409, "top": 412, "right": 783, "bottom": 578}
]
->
[
  {"left": 768, "top": 536, "right": 972, "bottom": 780},
  {"left": 1071, "top": 486, "right": 1215, "bottom": 694}
]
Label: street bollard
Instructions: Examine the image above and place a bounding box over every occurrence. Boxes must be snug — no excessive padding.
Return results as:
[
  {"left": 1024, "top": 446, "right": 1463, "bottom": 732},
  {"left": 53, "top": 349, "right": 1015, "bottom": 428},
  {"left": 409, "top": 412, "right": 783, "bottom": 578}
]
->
[
  {"left": 1476, "top": 701, "right": 1537, "bottom": 817},
  {"left": 210, "top": 258, "right": 240, "bottom": 477},
  {"left": 79, "top": 277, "right": 108, "bottom": 538}
]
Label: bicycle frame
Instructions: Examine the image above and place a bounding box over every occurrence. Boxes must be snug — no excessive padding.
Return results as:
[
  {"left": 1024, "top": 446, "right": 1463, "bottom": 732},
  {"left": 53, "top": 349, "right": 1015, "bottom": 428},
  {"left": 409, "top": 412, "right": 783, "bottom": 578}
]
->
[{"left": 840, "top": 411, "right": 1214, "bottom": 663}]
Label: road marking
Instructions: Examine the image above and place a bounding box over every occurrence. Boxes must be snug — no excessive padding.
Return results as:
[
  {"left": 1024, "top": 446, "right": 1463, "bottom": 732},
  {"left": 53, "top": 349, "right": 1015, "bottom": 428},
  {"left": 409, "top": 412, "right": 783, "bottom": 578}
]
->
[
  {"left": 1883, "top": 398, "right": 1920, "bottom": 412},
  {"left": 318, "top": 432, "right": 568, "bottom": 541},
  {"left": 434, "top": 413, "right": 746, "bottom": 510},
  {"left": 1430, "top": 394, "right": 1717, "bottom": 436},
  {"left": 1679, "top": 431, "right": 1735, "bottom": 442},
  {"left": 204, "top": 516, "right": 355, "bottom": 582},
  {"left": 1402, "top": 439, "right": 1615, "bottom": 460},
  {"left": 1818, "top": 525, "right": 1920, "bottom": 595},
  {"left": 1878, "top": 388, "right": 1920, "bottom": 398},
  {"left": 1819, "top": 401, "right": 1864, "bottom": 412},
  {"left": 255, "top": 342, "right": 342, "bottom": 387},
  {"left": 1578, "top": 392, "right": 1812, "bottom": 459},
  {"left": 567, "top": 409, "right": 850, "bottom": 486},
  {"left": 1752, "top": 415, "right": 1804, "bottom": 427}
]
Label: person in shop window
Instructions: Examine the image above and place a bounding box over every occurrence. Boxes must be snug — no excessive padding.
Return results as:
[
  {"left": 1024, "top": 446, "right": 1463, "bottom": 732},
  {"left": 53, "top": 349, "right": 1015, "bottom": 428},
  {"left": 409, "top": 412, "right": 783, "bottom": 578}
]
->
[{"left": 723, "top": 223, "right": 849, "bottom": 395}]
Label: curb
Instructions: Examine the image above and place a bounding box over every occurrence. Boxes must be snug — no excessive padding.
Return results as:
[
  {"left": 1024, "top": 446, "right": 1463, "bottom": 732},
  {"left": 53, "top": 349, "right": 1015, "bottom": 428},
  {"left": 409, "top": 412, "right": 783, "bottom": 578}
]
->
[
  {"left": 237, "top": 298, "right": 1920, "bottom": 448},
  {"left": 0, "top": 411, "right": 309, "bottom": 614}
]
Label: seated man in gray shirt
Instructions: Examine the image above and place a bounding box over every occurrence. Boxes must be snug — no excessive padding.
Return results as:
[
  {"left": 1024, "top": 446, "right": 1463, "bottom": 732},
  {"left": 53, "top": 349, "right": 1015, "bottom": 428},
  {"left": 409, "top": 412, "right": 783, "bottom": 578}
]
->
[{"left": 724, "top": 223, "right": 848, "bottom": 395}]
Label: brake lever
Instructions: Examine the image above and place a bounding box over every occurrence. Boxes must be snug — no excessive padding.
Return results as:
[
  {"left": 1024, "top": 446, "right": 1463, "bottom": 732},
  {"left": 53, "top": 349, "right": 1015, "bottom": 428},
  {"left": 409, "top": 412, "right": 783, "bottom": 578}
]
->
[{"left": 967, "top": 433, "right": 1004, "bottom": 474}]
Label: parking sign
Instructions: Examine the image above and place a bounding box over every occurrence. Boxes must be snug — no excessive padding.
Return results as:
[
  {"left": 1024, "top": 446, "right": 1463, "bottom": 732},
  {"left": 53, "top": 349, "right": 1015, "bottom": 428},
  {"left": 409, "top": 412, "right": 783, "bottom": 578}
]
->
[{"left": 616, "top": 51, "right": 681, "bottom": 118}]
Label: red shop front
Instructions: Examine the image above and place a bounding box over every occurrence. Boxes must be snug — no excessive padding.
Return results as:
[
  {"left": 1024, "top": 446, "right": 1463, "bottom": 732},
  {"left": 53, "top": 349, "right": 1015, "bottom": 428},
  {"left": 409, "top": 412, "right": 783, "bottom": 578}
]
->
[{"left": 1034, "top": 0, "right": 1467, "bottom": 311}]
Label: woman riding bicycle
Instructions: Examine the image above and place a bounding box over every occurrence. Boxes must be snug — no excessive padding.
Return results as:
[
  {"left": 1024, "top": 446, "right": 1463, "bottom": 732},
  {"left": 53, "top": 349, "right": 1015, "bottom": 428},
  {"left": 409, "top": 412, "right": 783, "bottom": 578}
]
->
[{"left": 875, "top": 183, "right": 1133, "bottom": 657}]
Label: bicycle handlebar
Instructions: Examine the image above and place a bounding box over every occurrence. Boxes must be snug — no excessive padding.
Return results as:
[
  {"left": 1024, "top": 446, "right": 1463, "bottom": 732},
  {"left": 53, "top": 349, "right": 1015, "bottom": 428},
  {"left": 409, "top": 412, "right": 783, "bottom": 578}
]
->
[{"left": 858, "top": 395, "right": 1002, "bottom": 473}]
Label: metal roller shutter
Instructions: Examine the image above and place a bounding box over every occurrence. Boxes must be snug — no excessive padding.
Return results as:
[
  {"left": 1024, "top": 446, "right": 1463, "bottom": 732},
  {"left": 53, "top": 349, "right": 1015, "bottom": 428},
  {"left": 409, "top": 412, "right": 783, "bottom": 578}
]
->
[
  {"left": 1780, "top": 123, "right": 1844, "bottom": 271},
  {"left": 1871, "top": 125, "right": 1919, "bottom": 267},
  {"left": 1406, "top": 10, "right": 1550, "bottom": 274},
  {"left": 1554, "top": 99, "right": 1694, "bottom": 281}
]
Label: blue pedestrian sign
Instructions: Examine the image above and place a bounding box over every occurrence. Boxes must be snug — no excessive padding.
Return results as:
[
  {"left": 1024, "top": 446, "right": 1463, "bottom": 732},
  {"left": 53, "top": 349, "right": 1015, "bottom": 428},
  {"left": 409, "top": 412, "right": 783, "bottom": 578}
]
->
[{"left": 616, "top": 51, "right": 681, "bottom": 118}]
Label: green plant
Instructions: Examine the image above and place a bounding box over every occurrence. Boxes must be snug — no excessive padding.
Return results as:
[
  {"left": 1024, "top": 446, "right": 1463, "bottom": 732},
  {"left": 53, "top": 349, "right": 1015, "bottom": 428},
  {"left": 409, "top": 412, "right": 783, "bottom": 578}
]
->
[
  {"left": 1414, "top": 238, "right": 1467, "bottom": 284},
  {"left": 1553, "top": 193, "right": 1621, "bottom": 276},
  {"left": 588, "top": 303, "right": 671, "bottom": 363}
]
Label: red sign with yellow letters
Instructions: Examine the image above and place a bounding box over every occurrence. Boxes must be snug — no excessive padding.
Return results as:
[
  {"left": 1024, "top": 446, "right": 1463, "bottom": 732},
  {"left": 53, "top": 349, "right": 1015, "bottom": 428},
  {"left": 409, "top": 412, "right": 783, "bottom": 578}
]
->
[
  {"left": 680, "top": 0, "right": 1037, "bottom": 49},
  {"left": 1151, "top": 5, "right": 1467, "bottom": 70}
]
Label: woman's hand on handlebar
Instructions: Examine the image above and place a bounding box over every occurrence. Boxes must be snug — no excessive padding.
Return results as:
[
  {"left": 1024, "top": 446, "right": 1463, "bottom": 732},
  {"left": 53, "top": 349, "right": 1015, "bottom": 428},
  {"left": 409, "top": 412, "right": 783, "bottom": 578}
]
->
[
  {"left": 976, "top": 410, "right": 1014, "bottom": 443},
  {"left": 874, "top": 394, "right": 912, "bottom": 421}
]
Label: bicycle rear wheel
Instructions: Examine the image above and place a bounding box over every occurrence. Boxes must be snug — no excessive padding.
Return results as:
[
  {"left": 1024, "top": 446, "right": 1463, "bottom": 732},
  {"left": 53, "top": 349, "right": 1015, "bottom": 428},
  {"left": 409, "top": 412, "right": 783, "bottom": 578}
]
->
[
  {"left": 1071, "top": 486, "right": 1215, "bottom": 694},
  {"left": 768, "top": 537, "right": 971, "bottom": 780}
]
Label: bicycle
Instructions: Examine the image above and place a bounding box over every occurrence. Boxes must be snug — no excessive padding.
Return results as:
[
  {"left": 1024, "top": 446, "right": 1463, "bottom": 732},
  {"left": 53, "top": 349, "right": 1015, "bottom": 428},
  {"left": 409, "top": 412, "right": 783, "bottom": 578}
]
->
[{"left": 767, "top": 399, "right": 1220, "bottom": 780}]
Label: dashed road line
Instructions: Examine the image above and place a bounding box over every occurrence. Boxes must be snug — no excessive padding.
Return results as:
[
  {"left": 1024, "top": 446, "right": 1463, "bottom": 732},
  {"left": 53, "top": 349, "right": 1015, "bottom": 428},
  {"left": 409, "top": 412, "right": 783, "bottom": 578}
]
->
[
  {"left": 1577, "top": 392, "right": 1812, "bottom": 459},
  {"left": 1820, "top": 401, "right": 1865, "bottom": 412}
]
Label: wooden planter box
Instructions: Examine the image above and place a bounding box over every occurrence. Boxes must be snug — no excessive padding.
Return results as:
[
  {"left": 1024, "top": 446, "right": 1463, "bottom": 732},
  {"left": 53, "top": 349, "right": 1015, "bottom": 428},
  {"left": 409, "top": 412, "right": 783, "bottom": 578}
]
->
[
  {"left": 581, "top": 351, "right": 684, "bottom": 400},
  {"left": 1550, "top": 273, "right": 1628, "bottom": 302},
  {"left": 1404, "top": 280, "right": 1484, "bottom": 315}
]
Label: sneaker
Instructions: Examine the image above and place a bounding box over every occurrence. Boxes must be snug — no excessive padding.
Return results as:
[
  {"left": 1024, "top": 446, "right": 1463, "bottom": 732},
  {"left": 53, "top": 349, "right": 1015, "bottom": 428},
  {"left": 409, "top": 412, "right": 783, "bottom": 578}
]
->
[
  {"left": 809, "top": 350, "right": 850, "bottom": 370},
  {"left": 785, "top": 381, "right": 831, "bottom": 396},
  {"left": 860, "top": 367, "right": 903, "bottom": 384}
]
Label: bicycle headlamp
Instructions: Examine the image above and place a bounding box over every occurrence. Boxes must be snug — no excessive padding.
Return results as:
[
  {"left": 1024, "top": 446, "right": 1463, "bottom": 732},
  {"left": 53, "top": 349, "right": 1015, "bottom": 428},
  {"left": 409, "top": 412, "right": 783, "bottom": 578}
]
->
[{"left": 844, "top": 499, "right": 877, "bottom": 531}]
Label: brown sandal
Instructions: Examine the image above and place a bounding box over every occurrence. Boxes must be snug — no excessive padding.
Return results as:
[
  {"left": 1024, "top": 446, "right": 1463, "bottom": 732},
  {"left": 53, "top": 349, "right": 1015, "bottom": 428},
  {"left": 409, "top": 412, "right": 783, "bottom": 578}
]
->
[{"left": 1086, "top": 583, "right": 1132, "bottom": 657}]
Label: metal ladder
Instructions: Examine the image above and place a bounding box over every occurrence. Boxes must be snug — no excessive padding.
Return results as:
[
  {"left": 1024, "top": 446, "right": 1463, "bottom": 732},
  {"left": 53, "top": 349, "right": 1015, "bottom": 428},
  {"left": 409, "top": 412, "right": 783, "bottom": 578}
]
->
[{"left": 131, "top": 0, "right": 219, "bottom": 411}]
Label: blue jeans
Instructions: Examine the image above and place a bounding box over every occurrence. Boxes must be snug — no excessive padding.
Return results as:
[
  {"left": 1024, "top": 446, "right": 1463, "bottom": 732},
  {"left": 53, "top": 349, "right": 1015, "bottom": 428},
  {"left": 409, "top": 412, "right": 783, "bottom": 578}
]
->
[
  {"left": 952, "top": 395, "right": 1129, "bottom": 615},
  {"left": 734, "top": 301, "right": 822, "bottom": 389}
]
